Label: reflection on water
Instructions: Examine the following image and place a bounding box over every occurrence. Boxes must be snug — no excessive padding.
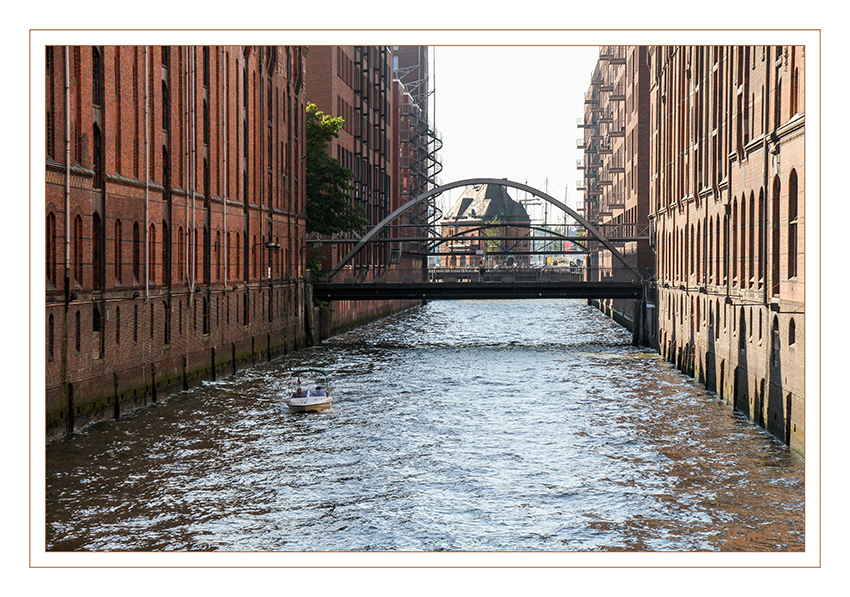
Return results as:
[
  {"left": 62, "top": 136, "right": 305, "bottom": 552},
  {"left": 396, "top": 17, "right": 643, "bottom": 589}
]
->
[{"left": 46, "top": 300, "right": 804, "bottom": 551}]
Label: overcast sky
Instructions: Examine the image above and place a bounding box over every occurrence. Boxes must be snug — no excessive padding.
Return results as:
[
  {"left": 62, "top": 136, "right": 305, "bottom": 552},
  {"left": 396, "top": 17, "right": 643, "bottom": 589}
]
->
[{"left": 430, "top": 45, "right": 601, "bottom": 221}]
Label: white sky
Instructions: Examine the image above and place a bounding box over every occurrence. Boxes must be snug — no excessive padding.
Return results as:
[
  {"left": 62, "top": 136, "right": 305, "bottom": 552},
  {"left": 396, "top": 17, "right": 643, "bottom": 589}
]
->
[{"left": 432, "top": 45, "right": 601, "bottom": 220}]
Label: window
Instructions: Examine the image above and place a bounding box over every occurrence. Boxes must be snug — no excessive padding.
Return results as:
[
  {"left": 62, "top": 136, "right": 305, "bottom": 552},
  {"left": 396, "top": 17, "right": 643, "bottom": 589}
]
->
[
  {"left": 133, "top": 221, "right": 141, "bottom": 283},
  {"left": 93, "top": 123, "right": 104, "bottom": 190},
  {"left": 115, "top": 219, "right": 123, "bottom": 283},
  {"left": 48, "top": 314, "right": 54, "bottom": 361},
  {"left": 789, "top": 318, "right": 796, "bottom": 346},
  {"left": 162, "top": 82, "right": 170, "bottom": 133},
  {"left": 92, "top": 212, "right": 102, "bottom": 290},
  {"left": 133, "top": 304, "right": 138, "bottom": 343},
  {"left": 772, "top": 176, "right": 781, "bottom": 296},
  {"left": 149, "top": 223, "right": 157, "bottom": 284},
  {"left": 46, "top": 212, "right": 57, "bottom": 287},
  {"left": 73, "top": 215, "right": 83, "bottom": 287},
  {"left": 788, "top": 170, "right": 798, "bottom": 278},
  {"left": 75, "top": 310, "right": 81, "bottom": 353},
  {"left": 772, "top": 316, "right": 780, "bottom": 367},
  {"left": 164, "top": 301, "right": 171, "bottom": 345},
  {"left": 92, "top": 47, "right": 103, "bottom": 107},
  {"left": 115, "top": 306, "right": 121, "bottom": 345},
  {"left": 215, "top": 231, "right": 221, "bottom": 281}
]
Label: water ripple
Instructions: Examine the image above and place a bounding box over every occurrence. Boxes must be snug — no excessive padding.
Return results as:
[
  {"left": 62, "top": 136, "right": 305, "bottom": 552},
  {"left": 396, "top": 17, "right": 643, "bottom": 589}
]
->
[{"left": 46, "top": 299, "right": 804, "bottom": 552}]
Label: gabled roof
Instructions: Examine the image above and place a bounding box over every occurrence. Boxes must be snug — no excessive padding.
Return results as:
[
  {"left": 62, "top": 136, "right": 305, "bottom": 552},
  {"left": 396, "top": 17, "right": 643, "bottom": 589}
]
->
[{"left": 442, "top": 184, "right": 531, "bottom": 223}]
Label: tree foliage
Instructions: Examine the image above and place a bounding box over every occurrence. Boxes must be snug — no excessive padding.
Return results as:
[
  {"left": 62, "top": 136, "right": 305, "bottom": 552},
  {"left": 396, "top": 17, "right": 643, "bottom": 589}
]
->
[
  {"left": 305, "top": 102, "right": 368, "bottom": 236},
  {"left": 485, "top": 216, "right": 502, "bottom": 252}
]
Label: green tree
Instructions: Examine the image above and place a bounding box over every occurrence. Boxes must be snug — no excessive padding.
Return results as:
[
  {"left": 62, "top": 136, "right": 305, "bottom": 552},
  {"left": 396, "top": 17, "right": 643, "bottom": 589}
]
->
[
  {"left": 484, "top": 216, "right": 502, "bottom": 252},
  {"left": 305, "top": 102, "right": 368, "bottom": 235}
]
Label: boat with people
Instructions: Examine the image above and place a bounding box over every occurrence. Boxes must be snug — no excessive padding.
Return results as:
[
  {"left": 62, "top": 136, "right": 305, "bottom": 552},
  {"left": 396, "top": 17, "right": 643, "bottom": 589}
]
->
[{"left": 287, "top": 368, "right": 333, "bottom": 412}]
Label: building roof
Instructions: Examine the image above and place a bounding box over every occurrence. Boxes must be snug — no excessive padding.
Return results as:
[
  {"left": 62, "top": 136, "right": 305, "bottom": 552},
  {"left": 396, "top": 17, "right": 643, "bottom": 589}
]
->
[{"left": 442, "top": 183, "right": 531, "bottom": 223}]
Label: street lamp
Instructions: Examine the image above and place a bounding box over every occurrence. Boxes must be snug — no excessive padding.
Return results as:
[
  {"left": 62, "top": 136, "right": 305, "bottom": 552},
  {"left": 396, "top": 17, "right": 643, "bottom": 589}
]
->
[{"left": 252, "top": 239, "right": 281, "bottom": 322}]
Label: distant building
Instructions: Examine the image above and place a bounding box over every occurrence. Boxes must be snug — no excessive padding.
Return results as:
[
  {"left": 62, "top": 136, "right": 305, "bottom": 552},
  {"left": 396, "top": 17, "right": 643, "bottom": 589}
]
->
[
  {"left": 579, "top": 45, "right": 653, "bottom": 336},
  {"left": 440, "top": 183, "right": 531, "bottom": 267},
  {"left": 303, "top": 45, "right": 425, "bottom": 330}
]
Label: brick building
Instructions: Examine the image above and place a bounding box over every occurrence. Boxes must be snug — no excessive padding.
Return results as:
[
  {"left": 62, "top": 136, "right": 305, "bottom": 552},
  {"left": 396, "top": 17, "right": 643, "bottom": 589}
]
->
[
  {"left": 580, "top": 45, "right": 805, "bottom": 454},
  {"left": 45, "top": 45, "right": 310, "bottom": 439},
  {"left": 304, "top": 46, "right": 425, "bottom": 333},
  {"left": 648, "top": 45, "right": 805, "bottom": 454},
  {"left": 579, "top": 45, "right": 653, "bottom": 337},
  {"left": 440, "top": 183, "right": 532, "bottom": 268}
]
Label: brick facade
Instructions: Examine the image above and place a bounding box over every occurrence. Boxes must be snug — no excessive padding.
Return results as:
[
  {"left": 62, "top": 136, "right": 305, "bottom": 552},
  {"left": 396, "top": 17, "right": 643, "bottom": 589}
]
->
[
  {"left": 649, "top": 46, "right": 805, "bottom": 453},
  {"left": 45, "top": 45, "right": 311, "bottom": 440},
  {"left": 581, "top": 45, "right": 805, "bottom": 454},
  {"left": 304, "top": 46, "right": 424, "bottom": 334},
  {"left": 580, "top": 46, "right": 653, "bottom": 337}
]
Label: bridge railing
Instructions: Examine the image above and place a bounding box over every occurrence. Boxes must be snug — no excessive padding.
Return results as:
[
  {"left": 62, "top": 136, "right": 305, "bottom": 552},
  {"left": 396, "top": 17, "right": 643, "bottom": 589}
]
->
[{"left": 320, "top": 265, "right": 642, "bottom": 285}]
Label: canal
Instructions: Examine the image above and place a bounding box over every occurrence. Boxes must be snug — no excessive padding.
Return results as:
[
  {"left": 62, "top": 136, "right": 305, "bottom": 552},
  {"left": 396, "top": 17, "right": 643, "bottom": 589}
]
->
[{"left": 45, "top": 299, "right": 804, "bottom": 551}]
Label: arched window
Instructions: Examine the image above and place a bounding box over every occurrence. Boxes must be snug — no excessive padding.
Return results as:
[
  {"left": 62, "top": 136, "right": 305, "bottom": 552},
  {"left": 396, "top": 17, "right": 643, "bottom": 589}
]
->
[
  {"left": 252, "top": 234, "right": 258, "bottom": 280},
  {"left": 215, "top": 230, "right": 221, "bottom": 281},
  {"left": 194, "top": 227, "right": 200, "bottom": 282},
  {"left": 73, "top": 214, "right": 83, "bottom": 287},
  {"left": 46, "top": 212, "right": 57, "bottom": 287},
  {"left": 92, "top": 212, "right": 102, "bottom": 290},
  {"left": 758, "top": 188, "right": 765, "bottom": 288},
  {"left": 708, "top": 218, "right": 714, "bottom": 283},
  {"left": 115, "top": 219, "right": 123, "bottom": 284},
  {"left": 48, "top": 314, "right": 54, "bottom": 361},
  {"left": 740, "top": 195, "right": 747, "bottom": 286},
  {"left": 731, "top": 198, "right": 738, "bottom": 284},
  {"left": 162, "top": 81, "right": 170, "bottom": 132},
  {"left": 149, "top": 223, "right": 157, "bottom": 284},
  {"left": 719, "top": 214, "right": 726, "bottom": 285},
  {"left": 788, "top": 169, "right": 798, "bottom": 279},
  {"left": 164, "top": 301, "right": 171, "bottom": 345},
  {"left": 789, "top": 318, "right": 796, "bottom": 346},
  {"left": 133, "top": 221, "right": 141, "bottom": 283},
  {"left": 772, "top": 176, "right": 781, "bottom": 296},
  {"left": 92, "top": 47, "right": 103, "bottom": 107},
  {"left": 93, "top": 123, "right": 104, "bottom": 190},
  {"left": 772, "top": 316, "right": 780, "bottom": 367},
  {"left": 748, "top": 193, "right": 755, "bottom": 287},
  {"left": 177, "top": 226, "right": 185, "bottom": 282},
  {"left": 236, "top": 232, "right": 241, "bottom": 280}
]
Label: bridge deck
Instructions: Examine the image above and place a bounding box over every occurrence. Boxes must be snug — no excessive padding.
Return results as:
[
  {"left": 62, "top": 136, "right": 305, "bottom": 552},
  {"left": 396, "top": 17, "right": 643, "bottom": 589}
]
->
[{"left": 313, "top": 281, "right": 644, "bottom": 301}]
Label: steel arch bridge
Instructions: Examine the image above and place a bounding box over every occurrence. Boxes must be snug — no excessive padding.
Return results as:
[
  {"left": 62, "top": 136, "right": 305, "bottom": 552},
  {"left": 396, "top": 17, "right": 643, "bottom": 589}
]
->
[{"left": 315, "top": 178, "right": 647, "bottom": 302}]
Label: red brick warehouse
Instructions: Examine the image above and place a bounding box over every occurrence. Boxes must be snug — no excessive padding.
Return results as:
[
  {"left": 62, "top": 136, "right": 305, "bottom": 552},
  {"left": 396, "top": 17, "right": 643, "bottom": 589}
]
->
[{"left": 45, "top": 45, "right": 311, "bottom": 439}]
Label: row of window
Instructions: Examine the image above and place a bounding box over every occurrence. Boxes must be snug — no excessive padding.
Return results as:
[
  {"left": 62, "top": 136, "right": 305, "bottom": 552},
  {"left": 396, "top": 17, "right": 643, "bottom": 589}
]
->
[
  {"left": 657, "top": 169, "right": 799, "bottom": 293},
  {"left": 665, "top": 289, "right": 797, "bottom": 345},
  {"left": 46, "top": 286, "right": 300, "bottom": 361},
  {"left": 46, "top": 46, "right": 304, "bottom": 216},
  {"left": 45, "top": 211, "right": 299, "bottom": 291},
  {"left": 662, "top": 291, "right": 797, "bottom": 376}
]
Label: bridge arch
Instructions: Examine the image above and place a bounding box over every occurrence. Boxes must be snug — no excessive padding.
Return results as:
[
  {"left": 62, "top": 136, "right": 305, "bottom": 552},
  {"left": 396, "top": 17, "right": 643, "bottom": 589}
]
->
[{"left": 328, "top": 177, "right": 641, "bottom": 279}]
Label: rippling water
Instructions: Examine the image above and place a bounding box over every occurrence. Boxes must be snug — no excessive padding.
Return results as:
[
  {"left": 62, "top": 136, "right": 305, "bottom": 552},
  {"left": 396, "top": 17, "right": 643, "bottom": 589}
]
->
[{"left": 45, "top": 299, "right": 804, "bottom": 551}]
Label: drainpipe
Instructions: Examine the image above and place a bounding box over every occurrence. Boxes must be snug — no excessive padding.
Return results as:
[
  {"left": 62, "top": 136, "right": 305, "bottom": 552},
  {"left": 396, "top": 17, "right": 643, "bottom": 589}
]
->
[
  {"left": 62, "top": 46, "right": 71, "bottom": 427},
  {"left": 191, "top": 46, "right": 197, "bottom": 300},
  {"left": 144, "top": 46, "right": 150, "bottom": 301},
  {"left": 63, "top": 46, "right": 71, "bottom": 298},
  {"left": 222, "top": 47, "right": 228, "bottom": 287},
  {"left": 184, "top": 46, "right": 190, "bottom": 299}
]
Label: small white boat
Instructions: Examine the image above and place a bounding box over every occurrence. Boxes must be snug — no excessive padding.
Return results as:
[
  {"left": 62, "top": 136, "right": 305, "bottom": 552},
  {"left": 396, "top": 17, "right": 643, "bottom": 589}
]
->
[{"left": 287, "top": 369, "right": 332, "bottom": 412}]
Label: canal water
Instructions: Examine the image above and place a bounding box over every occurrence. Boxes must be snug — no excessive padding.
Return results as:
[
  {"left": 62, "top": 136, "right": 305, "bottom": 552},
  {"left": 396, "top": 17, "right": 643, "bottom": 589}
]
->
[{"left": 45, "top": 299, "right": 804, "bottom": 552}]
